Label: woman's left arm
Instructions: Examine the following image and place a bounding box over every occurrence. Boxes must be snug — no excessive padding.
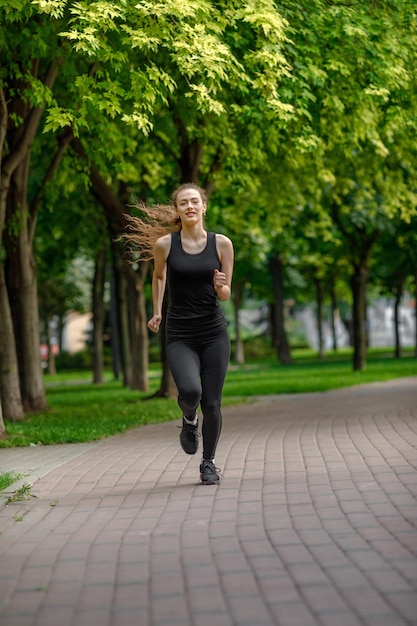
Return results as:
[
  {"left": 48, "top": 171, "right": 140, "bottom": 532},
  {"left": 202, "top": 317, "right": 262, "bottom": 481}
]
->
[{"left": 214, "top": 234, "right": 234, "bottom": 301}]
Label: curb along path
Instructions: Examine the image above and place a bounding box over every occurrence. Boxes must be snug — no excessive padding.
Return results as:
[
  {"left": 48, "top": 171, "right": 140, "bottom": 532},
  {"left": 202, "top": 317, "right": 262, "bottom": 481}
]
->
[{"left": 0, "top": 377, "right": 416, "bottom": 626}]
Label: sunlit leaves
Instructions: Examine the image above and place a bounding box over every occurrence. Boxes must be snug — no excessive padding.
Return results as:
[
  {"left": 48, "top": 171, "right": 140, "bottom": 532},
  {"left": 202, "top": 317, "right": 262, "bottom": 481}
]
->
[
  {"left": 134, "top": 0, "right": 212, "bottom": 20},
  {"left": 32, "top": 0, "right": 67, "bottom": 19},
  {"left": 43, "top": 106, "right": 77, "bottom": 133},
  {"left": 27, "top": 0, "right": 293, "bottom": 132}
]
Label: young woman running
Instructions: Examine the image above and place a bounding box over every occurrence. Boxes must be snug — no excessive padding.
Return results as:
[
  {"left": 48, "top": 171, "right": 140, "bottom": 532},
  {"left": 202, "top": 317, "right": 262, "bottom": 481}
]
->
[{"left": 129, "top": 183, "right": 233, "bottom": 485}]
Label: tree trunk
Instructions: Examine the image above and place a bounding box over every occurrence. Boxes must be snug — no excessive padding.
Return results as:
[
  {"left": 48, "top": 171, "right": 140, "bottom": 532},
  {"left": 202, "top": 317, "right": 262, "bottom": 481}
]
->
[
  {"left": 0, "top": 90, "right": 24, "bottom": 423},
  {"left": 270, "top": 254, "right": 291, "bottom": 364},
  {"left": 113, "top": 251, "right": 136, "bottom": 388},
  {"left": 330, "top": 278, "right": 338, "bottom": 352},
  {"left": 46, "top": 317, "right": 57, "bottom": 376},
  {"left": 414, "top": 268, "right": 417, "bottom": 359},
  {"left": 0, "top": 399, "right": 5, "bottom": 438},
  {"left": 351, "top": 263, "right": 368, "bottom": 371},
  {"left": 0, "top": 63, "right": 61, "bottom": 416},
  {"left": 314, "top": 277, "right": 325, "bottom": 359},
  {"left": 0, "top": 263, "right": 24, "bottom": 422},
  {"left": 71, "top": 142, "right": 149, "bottom": 389},
  {"left": 57, "top": 315, "right": 64, "bottom": 353},
  {"left": 92, "top": 246, "right": 107, "bottom": 383},
  {"left": 132, "top": 262, "right": 149, "bottom": 391},
  {"left": 232, "top": 285, "right": 245, "bottom": 365},
  {"left": 5, "top": 160, "right": 47, "bottom": 412},
  {"left": 109, "top": 270, "right": 121, "bottom": 380},
  {"left": 393, "top": 279, "right": 403, "bottom": 359}
]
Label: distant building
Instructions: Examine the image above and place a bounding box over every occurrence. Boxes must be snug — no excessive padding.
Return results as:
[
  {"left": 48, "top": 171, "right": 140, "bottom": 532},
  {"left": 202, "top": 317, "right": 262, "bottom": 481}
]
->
[
  {"left": 295, "top": 298, "right": 416, "bottom": 350},
  {"left": 62, "top": 312, "right": 92, "bottom": 354}
]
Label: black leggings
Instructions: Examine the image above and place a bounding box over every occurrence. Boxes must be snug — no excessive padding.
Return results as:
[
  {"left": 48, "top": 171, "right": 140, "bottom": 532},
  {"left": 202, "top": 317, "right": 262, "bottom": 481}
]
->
[{"left": 167, "top": 324, "right": 230, "bottom": 460}]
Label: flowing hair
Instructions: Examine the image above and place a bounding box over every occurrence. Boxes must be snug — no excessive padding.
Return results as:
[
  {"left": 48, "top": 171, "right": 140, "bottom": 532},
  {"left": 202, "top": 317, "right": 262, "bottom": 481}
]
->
[
  {"left": 122, "top": 184, "right": 207, "bottom": 262},
  {"left": 123, "top": 203, "right": 181, "bottom": 262}
]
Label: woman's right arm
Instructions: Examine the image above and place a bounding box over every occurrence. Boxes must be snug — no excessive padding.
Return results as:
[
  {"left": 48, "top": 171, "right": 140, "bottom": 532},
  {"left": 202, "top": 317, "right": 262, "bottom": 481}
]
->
[{"left": 147, "top": 236, "right": 170, "bottom": 333}]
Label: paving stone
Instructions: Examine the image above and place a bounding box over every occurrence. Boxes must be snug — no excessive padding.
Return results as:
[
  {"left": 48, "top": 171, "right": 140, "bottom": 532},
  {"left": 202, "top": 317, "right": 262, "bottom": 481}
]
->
[{"left": 1, "top": 376, "right": 416, "bottom": 626}]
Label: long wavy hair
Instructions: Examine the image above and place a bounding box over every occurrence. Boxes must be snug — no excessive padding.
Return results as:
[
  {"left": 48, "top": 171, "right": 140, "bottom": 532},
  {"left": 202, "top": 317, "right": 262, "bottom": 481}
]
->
[{"left": 123, "top": 183, "right": 207, "bottom": 261}]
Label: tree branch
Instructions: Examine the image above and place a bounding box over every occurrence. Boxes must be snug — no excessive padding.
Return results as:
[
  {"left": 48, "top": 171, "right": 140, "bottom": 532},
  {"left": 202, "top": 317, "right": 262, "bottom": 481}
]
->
[
  {"left": 202, "top": 147, "right": 223, "bottom": 199},
  {"left": 2, "top": 58, "right": 63, "bottom": 180},
  {"left": 71, "top": 136, "right": 130, "bottom": 233},
  {"left": 0, "top": 87, "right": 7, "bottom": 160},
  {"left": 28, "top": 128, "right": 74, "bottom": 243},
  {"left": 152, "top": 131, "right": 179, "bottom": 164}
]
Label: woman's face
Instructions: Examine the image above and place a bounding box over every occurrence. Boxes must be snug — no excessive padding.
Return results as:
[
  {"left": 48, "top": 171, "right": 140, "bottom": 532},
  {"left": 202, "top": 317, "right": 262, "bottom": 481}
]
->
[{"left": 175, "top": 187, "right": 206, "bottom": 224}]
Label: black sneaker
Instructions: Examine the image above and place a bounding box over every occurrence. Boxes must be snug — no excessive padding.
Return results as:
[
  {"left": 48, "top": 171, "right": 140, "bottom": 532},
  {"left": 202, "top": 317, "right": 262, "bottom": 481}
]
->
[
  {"left": 179, "top": 417, "right": 199, "bottom": 455},
  {"left": 200, "top": 459, "right": 220, "bottom": 485}
]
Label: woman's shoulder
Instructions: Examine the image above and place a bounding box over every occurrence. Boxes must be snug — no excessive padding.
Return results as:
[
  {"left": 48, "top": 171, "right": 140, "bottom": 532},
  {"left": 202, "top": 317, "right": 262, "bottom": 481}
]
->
[
  {"left": 214, "top": 232, "right": 233, "bottom": 248},
  {"left": 154, "top": 233, "right": 172, "bottom": 256}
]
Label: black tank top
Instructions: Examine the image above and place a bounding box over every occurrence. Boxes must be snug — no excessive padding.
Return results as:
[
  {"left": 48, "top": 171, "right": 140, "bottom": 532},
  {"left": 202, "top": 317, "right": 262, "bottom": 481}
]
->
[{"left": 167, "top": 230, "right": 223, "bottom": 323}]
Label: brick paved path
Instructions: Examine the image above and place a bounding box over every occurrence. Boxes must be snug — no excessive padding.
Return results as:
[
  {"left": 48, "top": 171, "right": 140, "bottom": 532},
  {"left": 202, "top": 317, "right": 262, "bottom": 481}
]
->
[{"left": 0, "top": 377, "right": 416, "bottom": 626}]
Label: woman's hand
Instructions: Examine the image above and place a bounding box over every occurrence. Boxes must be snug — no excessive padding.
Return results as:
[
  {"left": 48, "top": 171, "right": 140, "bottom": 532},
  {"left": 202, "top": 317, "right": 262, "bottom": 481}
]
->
[
  {"left": 213, "top": 268, "right": 231, "bottom": 301},
  {"left": 213, "top": 268, "right": 227, "bottom": 291},
  {"left": 148, "top": 315, "right": 162, "bottom": 333}
]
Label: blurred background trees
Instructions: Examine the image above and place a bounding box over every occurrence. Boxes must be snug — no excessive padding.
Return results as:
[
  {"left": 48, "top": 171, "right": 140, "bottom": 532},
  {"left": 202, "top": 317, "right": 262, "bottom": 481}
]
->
[{"left": 1, "top": 0, "right": 416, "bottom": 436}]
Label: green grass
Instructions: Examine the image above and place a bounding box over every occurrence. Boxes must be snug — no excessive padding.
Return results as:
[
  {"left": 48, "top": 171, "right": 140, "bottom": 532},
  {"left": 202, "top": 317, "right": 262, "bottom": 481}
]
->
[
  {"left": 225, "top": 350, "right": 417, "bottom": 396},
  {"left": 0, "top": 472, "right": 23, "bottom": 491},
  {"left": 0, "top": 348, "right": 415, "bottom": 448},
  {"left": 1, "top": 386, "right": 179, "bottom": 448}
]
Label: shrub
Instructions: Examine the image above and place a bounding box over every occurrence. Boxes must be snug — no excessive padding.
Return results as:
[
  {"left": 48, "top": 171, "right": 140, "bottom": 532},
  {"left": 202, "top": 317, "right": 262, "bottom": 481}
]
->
[{"left": 55, "top": 349, "right": 92, "bottom": 370}]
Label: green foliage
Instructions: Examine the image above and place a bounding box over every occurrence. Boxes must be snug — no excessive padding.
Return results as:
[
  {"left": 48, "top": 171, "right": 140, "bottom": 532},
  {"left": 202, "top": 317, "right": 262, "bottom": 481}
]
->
[
  {"left": 32, "top": 0, "right": 291, "bottom": 133},
  {"left": 53, "top": 347, "right": 114, "bottom": 370},
  {"left": 54, "top": 349, "right": 92, "bottom": 370},
  {"left": 215, "top": 0, "right": 417, "bottom": 370},
  {"left": 32, "top": 0, "right": 67, "bottom": 19},
  {"left": 231, "top": 336, "right": 275, "bottom": 361},
  {"left": 371, "top": 215, "right": 417, "bottom": 297}
]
